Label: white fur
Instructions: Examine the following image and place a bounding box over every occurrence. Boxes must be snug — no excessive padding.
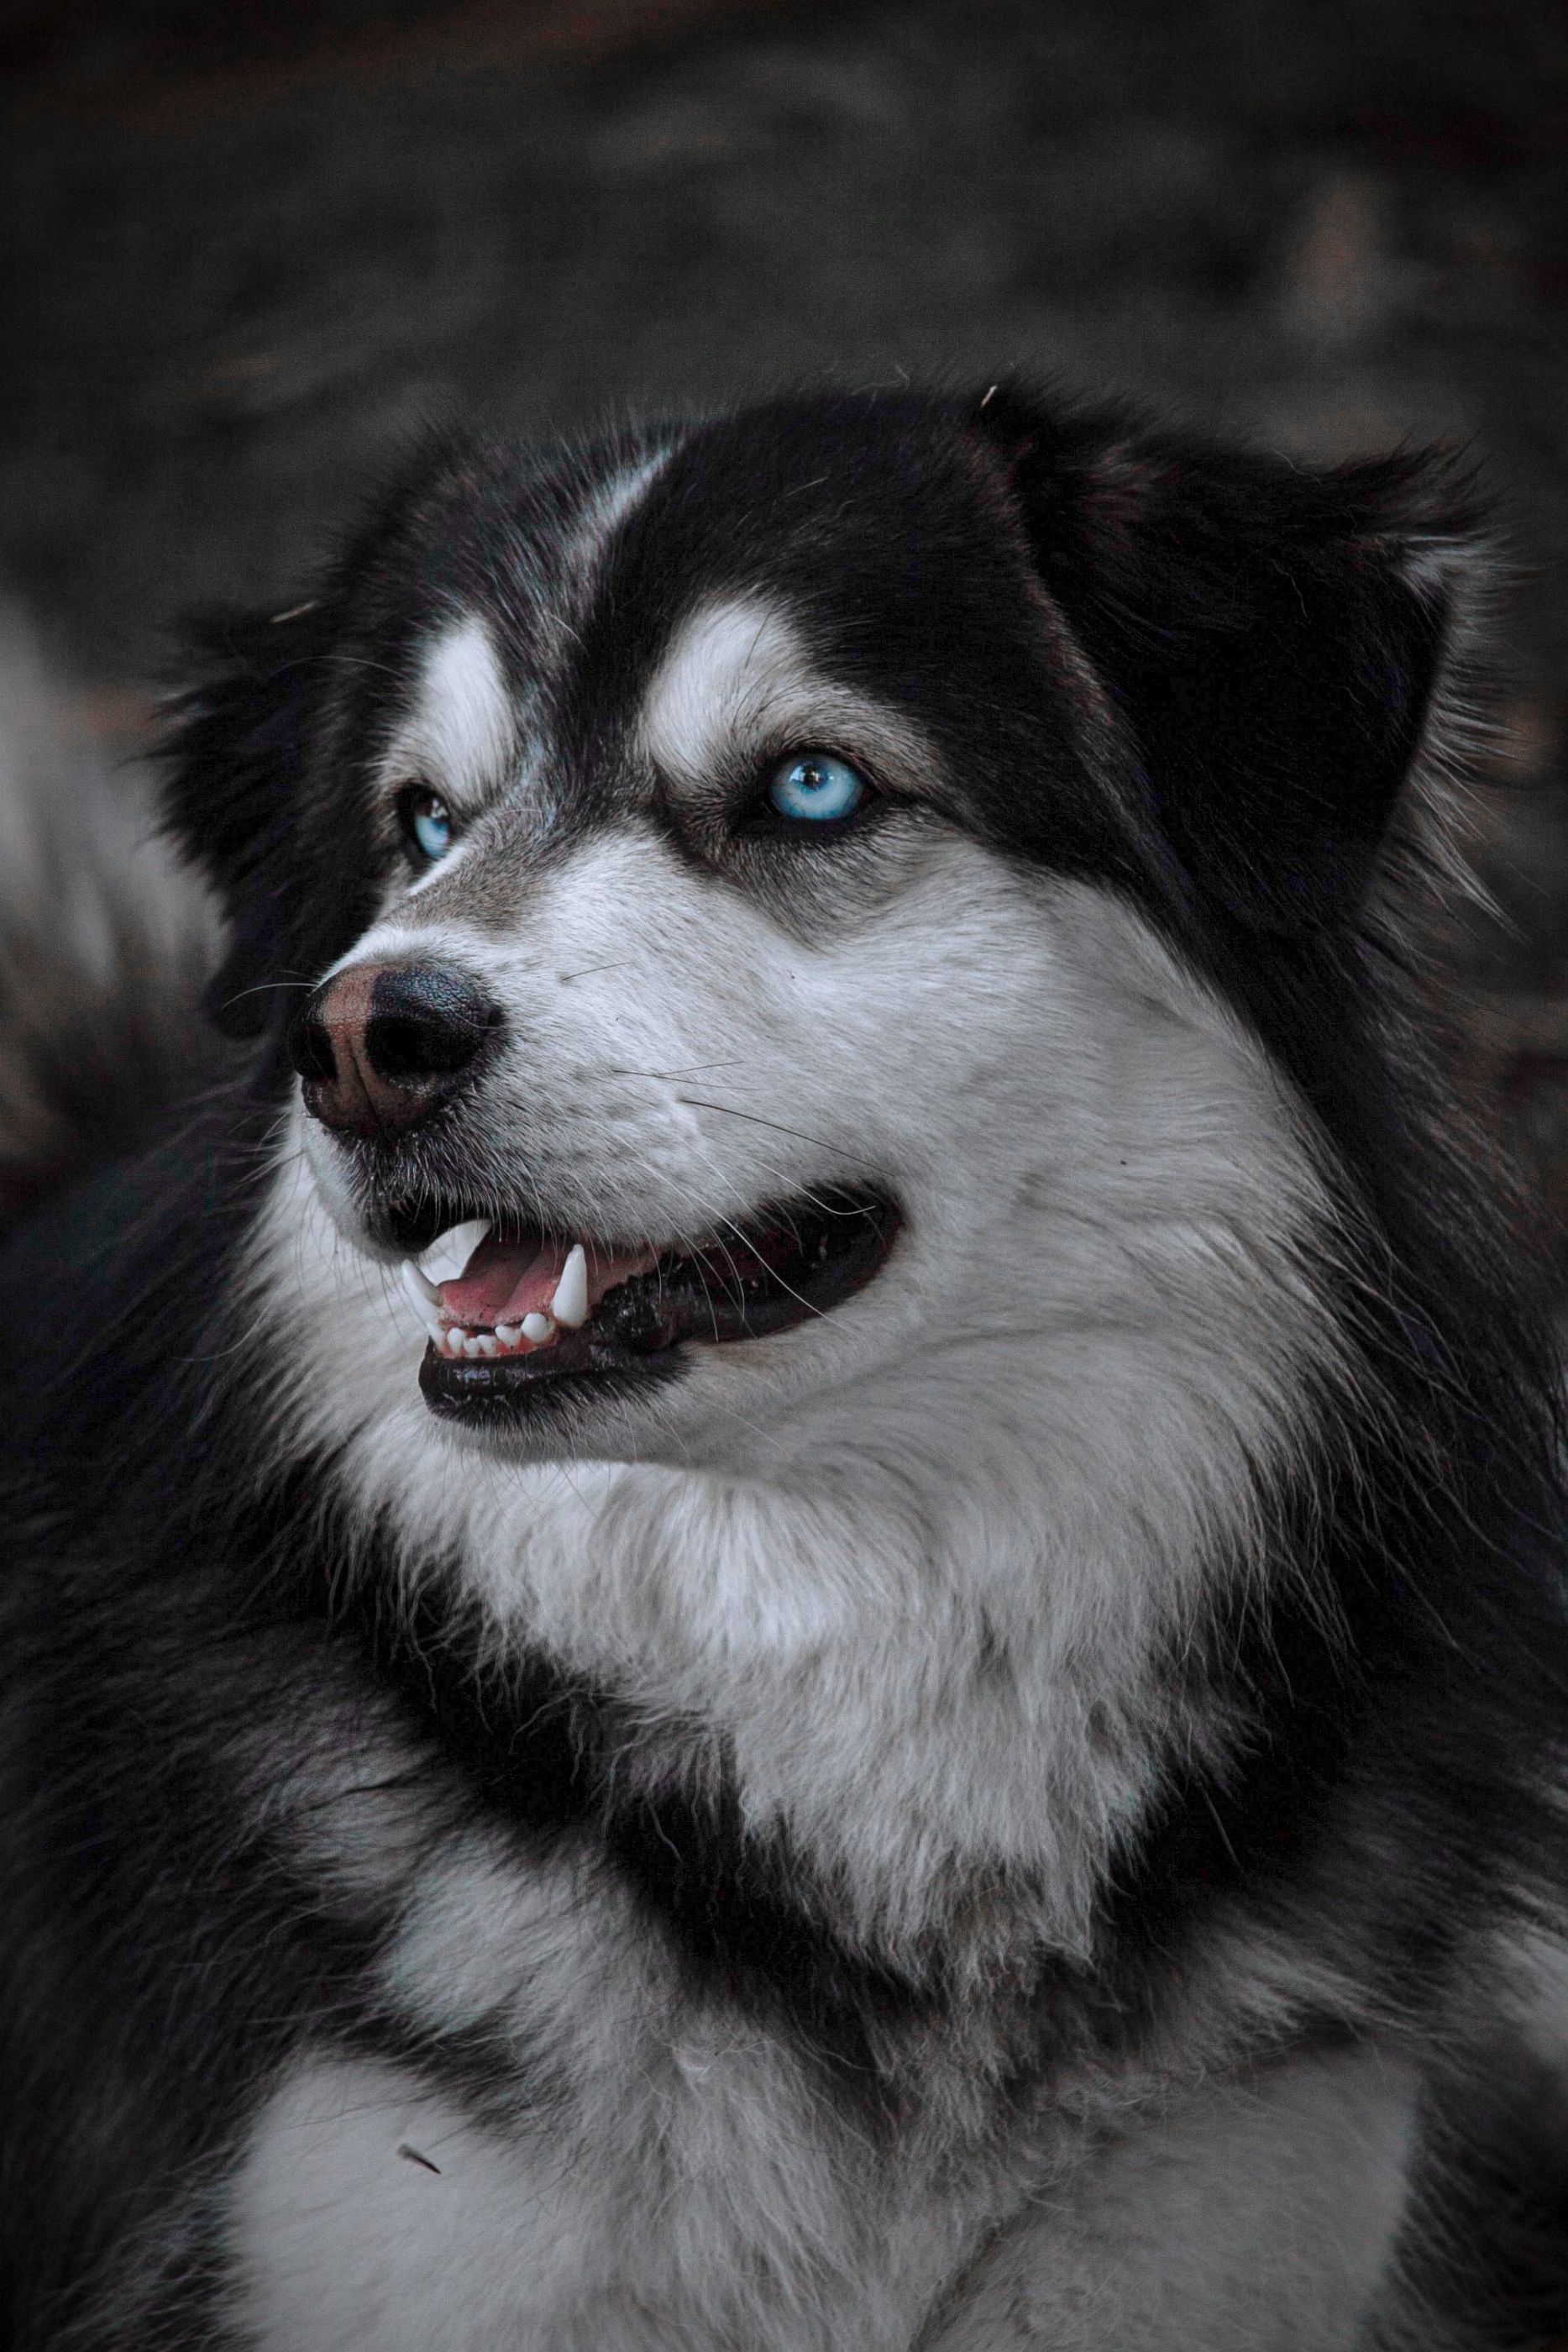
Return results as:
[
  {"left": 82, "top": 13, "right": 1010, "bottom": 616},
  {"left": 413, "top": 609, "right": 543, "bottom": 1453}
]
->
[
  {"left": 226, "top": 1940, "right": 1414, "bottom": 2352},
  {"left": 643, "top": 595, "right": 938, "bottom": 795},
  {"left": 223, "top": 1734, "right": 997, "bottom": 2346},
  {"left": 0, "top": 407, "right": 1518, "bottom": 2349},
  {"left": 230, "top": 641, "right": 1373, "bottom": 2334},
  {"left": 919, "top": 2046, "right": 1419, "bottom": 2349},
  {"left": 256, "top": 824, "right": 1338, "bottom": 1968},
  {"left": 377, "top": 613, "right": 516, "bottom": 845},
  {"left": 564, "top": 451, "right": 669, "bottom": 584},
  {"left": 228, "top": 2040, "right": 1416, "bottom": 2352},
  {"left": 227, "top": 2039, "right": 980, "bottom": 2352},
  {"left": 227, "top": 1849, "right": 1416, "bottom": 2352}
]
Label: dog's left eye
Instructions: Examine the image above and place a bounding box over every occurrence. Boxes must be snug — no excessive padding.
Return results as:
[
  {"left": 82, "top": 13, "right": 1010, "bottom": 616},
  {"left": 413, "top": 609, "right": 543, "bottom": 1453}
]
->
[
  {"left": 765, "top": 753, "right": 868, "bottom": 825},
  {"left": 398, "top": 785, "right": 454, "bottom": 864}
]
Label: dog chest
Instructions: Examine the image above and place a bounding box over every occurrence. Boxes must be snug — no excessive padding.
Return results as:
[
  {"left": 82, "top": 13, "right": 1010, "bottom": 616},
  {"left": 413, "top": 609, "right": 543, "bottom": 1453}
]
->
[{"left": 222, "top": 2049, "right": 972, "bottom": 2352}]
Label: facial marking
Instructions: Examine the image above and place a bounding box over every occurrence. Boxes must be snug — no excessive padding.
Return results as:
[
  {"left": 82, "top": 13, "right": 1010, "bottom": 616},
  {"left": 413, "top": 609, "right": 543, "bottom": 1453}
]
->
[
  {"left": 563, "top": 452, "right": 669, "bottom": 591},
  {"left": 641, "top": 596, "right": 935, "bottom": 804},
  {"left": 380, "top": 616, "right": 516, "bottom": 818}
]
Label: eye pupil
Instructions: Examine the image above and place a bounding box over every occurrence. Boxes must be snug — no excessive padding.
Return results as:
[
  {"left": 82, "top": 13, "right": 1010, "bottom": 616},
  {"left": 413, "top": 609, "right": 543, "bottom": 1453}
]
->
[{"left": 766, "top": 753, "right": 866, "bottom": 825}]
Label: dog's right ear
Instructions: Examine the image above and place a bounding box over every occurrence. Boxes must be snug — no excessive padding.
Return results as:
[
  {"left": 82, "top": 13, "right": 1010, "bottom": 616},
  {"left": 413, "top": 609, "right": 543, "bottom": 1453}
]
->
[
  {"left": 965, "top": 385, "right": 1478, "bottom": 939},
  {"left": 162, "top": 598, "right": 338, "bottom": 1039}
]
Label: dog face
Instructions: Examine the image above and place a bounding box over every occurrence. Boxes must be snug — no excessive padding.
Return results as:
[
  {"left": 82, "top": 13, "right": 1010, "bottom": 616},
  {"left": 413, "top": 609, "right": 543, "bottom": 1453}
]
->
[{"left": 167, "top": 390, "right": 1462, "bottom": 1494}]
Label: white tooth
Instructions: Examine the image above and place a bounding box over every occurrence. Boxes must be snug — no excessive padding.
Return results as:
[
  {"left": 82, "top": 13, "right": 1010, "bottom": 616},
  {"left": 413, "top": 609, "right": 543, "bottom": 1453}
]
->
[
  {"left": 444, "top": 1326, "right": 469, "bottom": 1356},
  {"left": 424, "top": 1319, "right": 444, "bottom": 1345},
  {"left": 474, "top": 1334, "right": 501, "bottom": 1357},
  {"left": 521, "top": 1312, "right": 554, "bottom": 1344},
  {"left": 496, "top": 1324, "right": 522, "bottom": 1347},
  {"left": 549, "top": 1243, "right": 589, "bottom": 1330},
  {"left": 401, "top": 1262, "right": 441, "bottom": 1315},
  {"left": 417, "top": 1219, "right": 492, "bottom": 1286},
  {"left": 463, "top": 1335, "right": 488, "bottom": 1358}
]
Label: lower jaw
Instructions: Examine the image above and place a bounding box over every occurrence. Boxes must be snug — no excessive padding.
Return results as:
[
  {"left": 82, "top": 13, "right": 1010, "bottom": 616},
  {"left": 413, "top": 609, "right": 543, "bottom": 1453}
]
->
[
  {"left": 419, "top": 1324, "right": 685, "bottom": 1425},
  {"left": 421, "top": 1343, "right": 682, "bottom": 1427}
]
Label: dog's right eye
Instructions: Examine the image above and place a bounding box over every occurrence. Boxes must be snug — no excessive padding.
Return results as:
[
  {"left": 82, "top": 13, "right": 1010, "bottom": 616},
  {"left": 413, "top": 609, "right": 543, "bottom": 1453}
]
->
[
  {"left": 397, "top": 785, "right": 454, "bottom": 866},
  {"left": 762, "top": 753, "right": 870, "bottom": 827}
]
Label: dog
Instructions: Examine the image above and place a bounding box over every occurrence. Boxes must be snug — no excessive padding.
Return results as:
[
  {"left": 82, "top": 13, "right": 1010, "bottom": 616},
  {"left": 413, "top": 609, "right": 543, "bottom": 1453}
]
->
[{"left": 2, "top": 385, "right": 1565, "bottom": 2349}]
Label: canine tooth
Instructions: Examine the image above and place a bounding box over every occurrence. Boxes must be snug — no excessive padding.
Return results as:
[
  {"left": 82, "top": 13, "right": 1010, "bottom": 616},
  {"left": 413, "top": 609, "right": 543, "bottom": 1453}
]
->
[
  {"left": 474, "top": 1334, "right": 501, "bottom": 1357},
  {"left": 444, "top": 1326, "right": 469, "bottom": 1356},
  {"left": 496, "top": 1323, "right": 522, "bottom": 1347},
  {"left": 463, "top": 1335, "right": 488, "bottom": 1358},
  {"left": 417, "top": 1219, "right": 492, "bottom": 1286},
  {"left": 401, "top": 1262, "right": 441, "bottom": 1315},
  {"left": 550, "top": 1244, "right": 589, "bottom": 1329},
  {"left": 521, "top": 1312, "right": 555, "bottom": 1344}
]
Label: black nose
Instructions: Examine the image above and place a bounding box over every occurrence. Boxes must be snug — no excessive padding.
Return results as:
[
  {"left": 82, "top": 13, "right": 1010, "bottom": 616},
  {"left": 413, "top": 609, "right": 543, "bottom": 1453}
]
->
[{"left": 289, "top": 962, "right": 501, "bottom": 1138}]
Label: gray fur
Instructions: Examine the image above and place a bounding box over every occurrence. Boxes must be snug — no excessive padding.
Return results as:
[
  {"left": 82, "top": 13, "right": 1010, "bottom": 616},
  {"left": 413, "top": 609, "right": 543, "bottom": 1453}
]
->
[{"left": 3, "top": 396, "right": 1565, "bottom": 2349}]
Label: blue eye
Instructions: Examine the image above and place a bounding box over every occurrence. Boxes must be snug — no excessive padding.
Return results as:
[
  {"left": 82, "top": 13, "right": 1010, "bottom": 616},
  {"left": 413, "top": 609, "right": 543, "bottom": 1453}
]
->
[
  {"left": 401, "top": 786, "right": 453, "bottom": 864},
  {"left": 766, "top": 753, "right": 868, "bottom": 825}
]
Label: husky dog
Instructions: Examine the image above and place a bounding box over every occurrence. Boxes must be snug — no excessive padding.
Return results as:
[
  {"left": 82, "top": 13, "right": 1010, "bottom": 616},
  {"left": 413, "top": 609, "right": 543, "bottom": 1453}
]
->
[{"left": 1, "top": 387, "right": 1565, "bottom": 2350}]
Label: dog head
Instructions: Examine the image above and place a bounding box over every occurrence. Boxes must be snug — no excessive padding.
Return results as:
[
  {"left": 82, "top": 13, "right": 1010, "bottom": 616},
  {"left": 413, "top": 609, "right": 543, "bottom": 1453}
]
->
[{"left": 165, "top": 388, "right": 1473, "bottom": 1479}]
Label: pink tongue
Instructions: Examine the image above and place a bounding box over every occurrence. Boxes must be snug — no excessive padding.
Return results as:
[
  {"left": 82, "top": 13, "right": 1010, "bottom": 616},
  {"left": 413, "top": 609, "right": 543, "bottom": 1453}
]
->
[
  {"left": 437, "top": 1234, "right": 662, "bottom": 1330},
  {"left": 439, "top": 1235, "right": 565, "bottom": 1329}
]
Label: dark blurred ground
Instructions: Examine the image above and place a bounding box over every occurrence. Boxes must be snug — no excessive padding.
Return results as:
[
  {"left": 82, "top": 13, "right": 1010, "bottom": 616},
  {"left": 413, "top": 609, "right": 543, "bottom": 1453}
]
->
[{"left": 3, "top": 0, "right": 1566, "bottom": 1265}]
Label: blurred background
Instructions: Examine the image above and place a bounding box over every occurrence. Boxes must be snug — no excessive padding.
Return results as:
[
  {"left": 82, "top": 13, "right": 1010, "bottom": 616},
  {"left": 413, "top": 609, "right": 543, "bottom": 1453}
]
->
[{"left": 3, "top": 0, "right": 1566, "bottom": 1275}]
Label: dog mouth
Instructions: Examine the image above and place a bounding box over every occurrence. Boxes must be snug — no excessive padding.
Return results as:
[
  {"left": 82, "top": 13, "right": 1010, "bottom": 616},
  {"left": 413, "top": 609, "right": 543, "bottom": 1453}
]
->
[{"left": 391, "top": 1187, "right": 900, "bottom": 1420}]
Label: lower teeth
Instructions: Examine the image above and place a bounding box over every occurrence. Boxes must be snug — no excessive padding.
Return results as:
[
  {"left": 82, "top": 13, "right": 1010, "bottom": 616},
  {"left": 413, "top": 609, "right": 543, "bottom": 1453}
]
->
[{"left": 441, "top": 1319, "right": 559, "bottom": 1359}]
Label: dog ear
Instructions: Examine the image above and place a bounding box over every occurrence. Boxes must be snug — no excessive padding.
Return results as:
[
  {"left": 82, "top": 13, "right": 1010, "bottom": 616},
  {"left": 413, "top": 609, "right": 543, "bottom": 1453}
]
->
[
  {"left": 968, "top": 386, "right": 1479, "bottom": 936},
  {"left": 162, "top": 598, "right": 340, "bottom": 1038}
]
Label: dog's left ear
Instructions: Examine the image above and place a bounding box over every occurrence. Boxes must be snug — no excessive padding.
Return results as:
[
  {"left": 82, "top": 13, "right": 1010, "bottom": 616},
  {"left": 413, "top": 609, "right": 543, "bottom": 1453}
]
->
[
  {"left": 162, "top": 598, "right": 343, "bottom": 1038},
  {"left": 968, "top": 386, "right": 1481, "bottom": 935}
]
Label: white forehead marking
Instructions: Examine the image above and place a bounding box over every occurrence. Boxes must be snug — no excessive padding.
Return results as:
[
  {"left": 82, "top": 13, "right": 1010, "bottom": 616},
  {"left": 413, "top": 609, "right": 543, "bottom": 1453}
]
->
[
  {"left": 380, "top": 616, "right": 515, "bottom": 811},
  {"left": 568, "top": 450, "right": 669, "bottom": 575},
  {"left": 536, "top": 449, "right": 671, "bottom": 669},
  {"left": 642, "top": 600, "right": 801, "bottom": 781},
  {"left": 642, "top": 596, "right": 936, "bottom": 791}
]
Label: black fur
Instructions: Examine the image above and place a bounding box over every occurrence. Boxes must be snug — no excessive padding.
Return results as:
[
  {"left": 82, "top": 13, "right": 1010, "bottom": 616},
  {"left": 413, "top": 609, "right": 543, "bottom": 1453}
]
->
[{"left": 2, "top": 385, "right": 1565, "bottom": 2346}]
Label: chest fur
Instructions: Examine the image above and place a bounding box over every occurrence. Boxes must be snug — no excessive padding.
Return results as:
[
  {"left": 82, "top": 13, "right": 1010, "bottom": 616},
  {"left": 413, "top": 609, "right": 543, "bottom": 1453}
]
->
[
  {"left": 220, "top": 1824, "right": 990, "bottom": 2352},
  {"left": 216, "top": 1811, "right": 1417, "bottom": 2352}
]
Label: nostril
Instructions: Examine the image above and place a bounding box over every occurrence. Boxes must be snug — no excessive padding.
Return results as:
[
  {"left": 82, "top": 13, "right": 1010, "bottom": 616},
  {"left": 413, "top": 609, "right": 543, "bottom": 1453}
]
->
[
  {"left": 288, "top": 1010, "right": 339, "bottom": 1086},
  {"left": 364, "top": 1009, "right": 484, "bottom": 1082},
  {"left": 361, "top": 965, "right": 502, "bottom": 1089}
]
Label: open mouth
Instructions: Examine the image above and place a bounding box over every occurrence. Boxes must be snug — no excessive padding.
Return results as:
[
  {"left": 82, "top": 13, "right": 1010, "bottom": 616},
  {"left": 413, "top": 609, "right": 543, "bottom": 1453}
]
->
[{"left": 393, "top": 1187, "right": 900, "bottom": 1420}]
